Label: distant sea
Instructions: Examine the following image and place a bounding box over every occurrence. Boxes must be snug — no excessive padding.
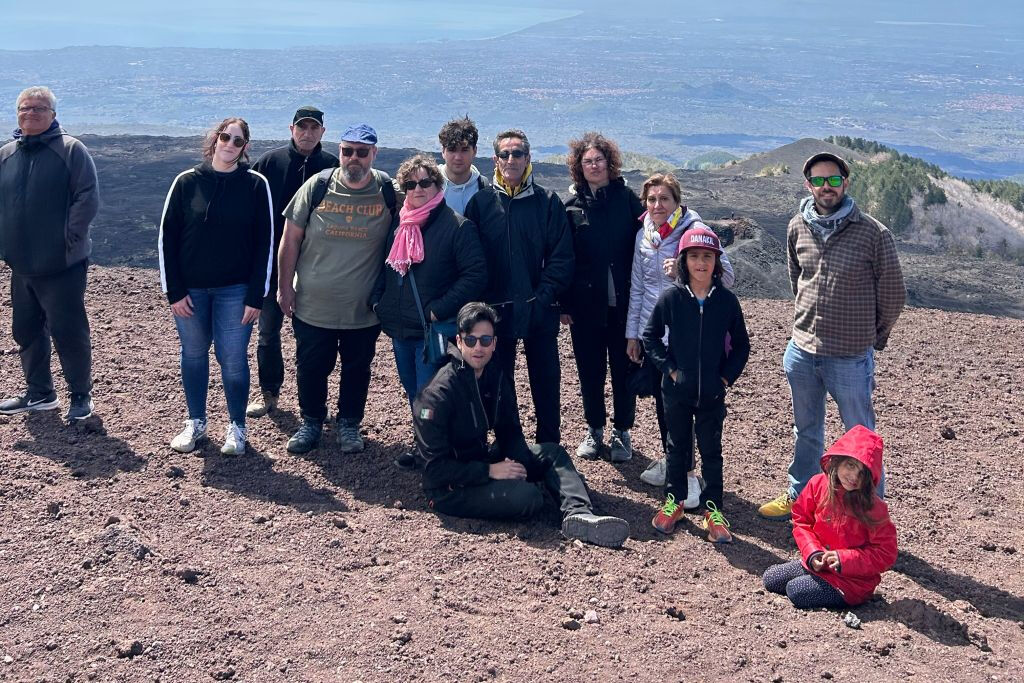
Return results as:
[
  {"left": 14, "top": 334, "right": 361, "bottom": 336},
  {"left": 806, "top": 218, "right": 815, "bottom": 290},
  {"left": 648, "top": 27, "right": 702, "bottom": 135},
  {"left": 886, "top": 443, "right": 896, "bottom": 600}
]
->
[{"left": 1, "top": 1, "right": 581, "bottom": 50}]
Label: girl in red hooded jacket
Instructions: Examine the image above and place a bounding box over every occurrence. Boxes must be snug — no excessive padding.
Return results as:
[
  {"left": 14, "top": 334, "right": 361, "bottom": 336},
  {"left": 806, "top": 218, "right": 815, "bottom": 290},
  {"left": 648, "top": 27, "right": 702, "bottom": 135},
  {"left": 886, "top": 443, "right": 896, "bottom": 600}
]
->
[{"left": 762, "top": 425, "right": 897, "bottom": 608}]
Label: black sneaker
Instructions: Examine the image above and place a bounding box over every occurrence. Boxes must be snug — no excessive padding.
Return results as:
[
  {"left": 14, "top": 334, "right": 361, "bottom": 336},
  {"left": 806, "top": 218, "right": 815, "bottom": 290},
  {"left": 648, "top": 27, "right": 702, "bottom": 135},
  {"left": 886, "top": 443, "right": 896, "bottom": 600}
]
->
[
  {"left": 287, "top": 420, "right": 322, "bottom": 454},
  {"left": 66, "top": 393, "right": 94, "bottom": 421},
  {"left": 394, "top": 450, "right": 423, "bottom": 471},
  {"left": 0, "top": 393, "right": 59, "bottom": 415}
]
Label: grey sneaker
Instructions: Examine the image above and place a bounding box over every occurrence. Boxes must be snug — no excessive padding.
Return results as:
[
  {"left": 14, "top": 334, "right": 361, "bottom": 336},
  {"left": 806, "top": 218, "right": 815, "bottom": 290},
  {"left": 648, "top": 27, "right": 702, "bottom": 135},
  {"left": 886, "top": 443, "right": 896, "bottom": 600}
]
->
[
  {"left": 575, "top": 426, "right": 603, "bottom": 460},
  {"left": 245, "top": 390, "right": 278, "bottom": 418},
  {"left": 562, "top": 512, "right": 630, "bottom": 548},
  {"left": 0, "top": 392, "right": 59, "bottom": 415},
  {"left": 170, "top": 418, "right": 208, "bottom": 453},
  {"left": 639, "top": 457, "right": 667, "bottom": 486},
  {"left": 66, "top": 392, "right": 94, "bottom": 421},
  {"left": 608, "top": 428, "right": 633, "bottom": 463},
  {"left": 220, "top": 422, "right": 247, "bottom": 456},
  {"left": 336, "top": 420, "right": 364, "bottom": 453},
  {"left": 287, "top": 420, "right": 322, "bottom": 454}
]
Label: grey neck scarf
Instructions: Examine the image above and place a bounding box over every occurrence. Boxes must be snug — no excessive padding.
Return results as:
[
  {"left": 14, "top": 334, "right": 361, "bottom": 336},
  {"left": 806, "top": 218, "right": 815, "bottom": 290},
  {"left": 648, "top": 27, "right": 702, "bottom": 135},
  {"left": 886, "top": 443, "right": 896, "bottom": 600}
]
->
[{"left": 801, "top": 195, "right": 855, "bottom": 242}]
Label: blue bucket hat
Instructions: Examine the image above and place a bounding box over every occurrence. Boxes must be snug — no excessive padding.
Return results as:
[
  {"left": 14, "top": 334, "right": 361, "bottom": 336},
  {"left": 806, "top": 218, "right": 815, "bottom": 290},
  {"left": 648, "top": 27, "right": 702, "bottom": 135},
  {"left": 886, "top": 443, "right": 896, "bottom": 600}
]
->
[{"left": 340, "top": 123, "right": 377, "bottom": 145}]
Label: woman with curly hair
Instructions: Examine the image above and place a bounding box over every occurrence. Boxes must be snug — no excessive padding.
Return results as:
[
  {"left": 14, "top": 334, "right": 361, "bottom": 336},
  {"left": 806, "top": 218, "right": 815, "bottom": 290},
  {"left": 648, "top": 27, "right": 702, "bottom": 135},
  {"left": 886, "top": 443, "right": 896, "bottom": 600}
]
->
[{"left": 561, "top": 132, "right": 644, "bottom": 463}]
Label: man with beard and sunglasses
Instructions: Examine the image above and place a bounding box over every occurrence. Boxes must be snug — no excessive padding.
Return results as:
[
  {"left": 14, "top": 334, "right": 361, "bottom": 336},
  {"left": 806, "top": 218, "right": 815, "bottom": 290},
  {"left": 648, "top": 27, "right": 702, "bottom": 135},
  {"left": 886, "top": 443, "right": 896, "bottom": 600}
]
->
[
  {"left": 463, "top": 129, "right": 573, "bottom": 446},
  {"left": 413, "top": 302, "right": 630, "bottom": 548},
  {"left": 758, "top": 152, "right": 905, "bottom": 522},
  {"left": 277, "top": 123, "right": 398, "bottom": 455},
  {"left": 245, "top": 106, "right": 338, "bottom": 420}
]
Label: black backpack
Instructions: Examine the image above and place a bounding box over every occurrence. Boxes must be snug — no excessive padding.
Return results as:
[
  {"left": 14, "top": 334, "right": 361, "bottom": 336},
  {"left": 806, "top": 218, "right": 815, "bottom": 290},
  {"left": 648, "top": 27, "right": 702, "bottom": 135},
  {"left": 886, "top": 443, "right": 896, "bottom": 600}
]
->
[{"left": 308, "top": 168, "right": 397, "bottom": 220}]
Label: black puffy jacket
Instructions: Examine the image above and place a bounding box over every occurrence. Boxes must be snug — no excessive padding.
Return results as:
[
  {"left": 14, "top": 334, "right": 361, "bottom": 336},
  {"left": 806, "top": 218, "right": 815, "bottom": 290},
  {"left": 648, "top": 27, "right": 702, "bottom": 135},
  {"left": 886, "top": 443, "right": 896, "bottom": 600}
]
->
[{"left": 372, "top": 200, "right": 487, "bottom": 339}]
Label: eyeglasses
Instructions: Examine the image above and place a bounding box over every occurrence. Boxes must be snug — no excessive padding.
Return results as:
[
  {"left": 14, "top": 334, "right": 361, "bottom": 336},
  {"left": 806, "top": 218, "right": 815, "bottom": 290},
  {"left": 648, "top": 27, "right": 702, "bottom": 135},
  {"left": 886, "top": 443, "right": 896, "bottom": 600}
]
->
[
  {"left": 341, "top": 147, "right": 371, "bottom": 158},
  {"left": 17, "top": 105, "right": 52, "bottom": 114},
  {"left": 581, "top": 157, "right": 606, "bottom": 167},
  {"left": 496, "top": 149, "right": 526, "bottom": 160},
  {"left": 217, "top": 132, "right": 247, "bottom": 148},
  {"left": 809, "top": 175, "right": 844, "bottom": 188},
  {"left": 461, "top": 334, "right": 494, "bottom": 348},
  {"left": 401, "top": 178, "right": 436, "bottom": 191}
]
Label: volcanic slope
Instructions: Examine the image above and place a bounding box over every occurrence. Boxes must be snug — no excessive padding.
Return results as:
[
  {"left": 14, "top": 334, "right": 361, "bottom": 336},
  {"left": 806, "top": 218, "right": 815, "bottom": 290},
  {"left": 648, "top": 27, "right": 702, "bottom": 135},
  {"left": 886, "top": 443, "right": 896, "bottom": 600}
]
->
[{"left": 1, "top": 265, "right": 1022, "bottom": 682}]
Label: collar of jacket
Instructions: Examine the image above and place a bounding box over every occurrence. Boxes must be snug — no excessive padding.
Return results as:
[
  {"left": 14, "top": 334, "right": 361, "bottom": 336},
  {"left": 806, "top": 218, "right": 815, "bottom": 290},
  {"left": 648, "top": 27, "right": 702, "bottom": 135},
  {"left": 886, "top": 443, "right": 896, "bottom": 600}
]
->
[
  {"left": 288, "top": 139, "right": 322, "bottom": 161},
  {"left": 195, "top": 160, "right": 250, "bottom": 179},
  {"left": 14, "top": 120, "right": 62, "bottom": 146},
  {"left": 494, "top": 163, "right": 534, "bottom": 199}
]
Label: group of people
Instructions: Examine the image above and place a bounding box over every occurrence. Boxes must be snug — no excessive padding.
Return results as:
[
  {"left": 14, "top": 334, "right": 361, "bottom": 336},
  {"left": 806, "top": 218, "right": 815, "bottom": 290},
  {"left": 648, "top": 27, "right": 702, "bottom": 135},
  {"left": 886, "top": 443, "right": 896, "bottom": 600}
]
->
[{"left": 1, "top": 86, "right": 906, "bottom": 610}]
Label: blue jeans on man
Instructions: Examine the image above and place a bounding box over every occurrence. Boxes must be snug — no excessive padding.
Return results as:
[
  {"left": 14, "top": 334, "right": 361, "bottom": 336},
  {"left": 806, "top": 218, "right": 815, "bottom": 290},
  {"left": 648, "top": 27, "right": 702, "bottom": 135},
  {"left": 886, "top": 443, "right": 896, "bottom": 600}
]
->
[
  {"left": 173, "top": 284, "right": 253, "bottom": 425},
  {"left": 783, "top": 339, "right": 884, "bottom": 498}
]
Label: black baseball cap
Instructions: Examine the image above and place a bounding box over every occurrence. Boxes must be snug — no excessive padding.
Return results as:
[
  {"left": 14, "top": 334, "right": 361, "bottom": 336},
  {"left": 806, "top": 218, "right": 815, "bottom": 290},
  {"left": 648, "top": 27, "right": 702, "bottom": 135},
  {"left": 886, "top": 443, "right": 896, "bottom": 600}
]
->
[
  {"left": 293, "top": 106, "right": 324, "bottom": 125},
  {"left": 803, "top": 152, "right": 850, "bottom": 179}
]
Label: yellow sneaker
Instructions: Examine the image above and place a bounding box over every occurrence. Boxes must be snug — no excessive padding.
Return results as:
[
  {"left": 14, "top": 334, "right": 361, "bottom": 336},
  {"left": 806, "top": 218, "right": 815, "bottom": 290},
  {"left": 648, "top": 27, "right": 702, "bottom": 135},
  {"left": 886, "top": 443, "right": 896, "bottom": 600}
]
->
[{"left": 758, "top": 491, "right": 793, "bottom": 520}]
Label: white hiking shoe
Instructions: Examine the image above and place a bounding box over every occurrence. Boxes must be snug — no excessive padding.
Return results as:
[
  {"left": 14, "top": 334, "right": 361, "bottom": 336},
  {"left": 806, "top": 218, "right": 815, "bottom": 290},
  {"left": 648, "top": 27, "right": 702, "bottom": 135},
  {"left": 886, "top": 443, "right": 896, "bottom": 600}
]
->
[
  {"left": 170, "top": 418, "right": 208, "bottom": 453},
  {"left": 221, "top": 422, "right": 247, "bottom": 456}
]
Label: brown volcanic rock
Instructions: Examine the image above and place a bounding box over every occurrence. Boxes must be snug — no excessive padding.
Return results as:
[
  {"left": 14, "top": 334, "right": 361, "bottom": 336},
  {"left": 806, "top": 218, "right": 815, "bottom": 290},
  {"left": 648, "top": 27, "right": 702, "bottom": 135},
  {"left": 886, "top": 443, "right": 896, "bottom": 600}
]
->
[{"left": 1, "top": 264, "right": 1022, "bottom": 681}]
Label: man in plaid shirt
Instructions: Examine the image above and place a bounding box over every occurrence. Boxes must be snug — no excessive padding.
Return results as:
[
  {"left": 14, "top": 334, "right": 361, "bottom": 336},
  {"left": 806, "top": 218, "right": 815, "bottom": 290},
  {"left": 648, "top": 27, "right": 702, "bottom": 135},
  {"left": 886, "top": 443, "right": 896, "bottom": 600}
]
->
[{"left": 759, "top": 152, "right": 905, "bottom": 520}]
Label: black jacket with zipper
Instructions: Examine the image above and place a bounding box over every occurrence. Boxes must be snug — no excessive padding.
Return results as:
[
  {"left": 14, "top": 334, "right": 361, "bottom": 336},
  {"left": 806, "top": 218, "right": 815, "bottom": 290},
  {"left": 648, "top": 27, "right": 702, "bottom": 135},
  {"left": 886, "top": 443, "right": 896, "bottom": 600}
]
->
[
  {"left": 370, "top": 200, "right": 487, "bottom": 340},
  {"left": 158, "top": 161, "right": 273, "bottom": 309},
  {"left": 251, "top": 141, "right": 338, "bottom": 288},
  {"left": 413, "top": 344, "right": 545, "bottom": 491},
  {"left": 560, "top": 177, "right": 643, "bottom": 326},
  {"left": 642, "top": 278, "right": 751, "bottom": 406},
  {"left": 464, "top": 178, "right": 573, "bottom": 339}
]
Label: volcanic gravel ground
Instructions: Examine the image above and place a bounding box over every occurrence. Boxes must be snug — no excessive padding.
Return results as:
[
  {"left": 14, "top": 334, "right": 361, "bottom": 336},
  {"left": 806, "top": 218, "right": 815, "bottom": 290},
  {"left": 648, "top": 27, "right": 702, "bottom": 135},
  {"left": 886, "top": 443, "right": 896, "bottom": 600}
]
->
[{"left": 1, "top": 265, "right": 1022, "bottom": 682}]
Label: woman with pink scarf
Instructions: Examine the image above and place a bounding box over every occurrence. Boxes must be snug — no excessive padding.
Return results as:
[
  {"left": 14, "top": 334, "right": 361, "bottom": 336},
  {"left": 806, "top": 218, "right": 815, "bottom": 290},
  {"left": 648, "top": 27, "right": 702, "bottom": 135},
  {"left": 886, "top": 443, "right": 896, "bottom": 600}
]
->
[{"left": 372, "top": 154, "right": 487, "bottom": 468}]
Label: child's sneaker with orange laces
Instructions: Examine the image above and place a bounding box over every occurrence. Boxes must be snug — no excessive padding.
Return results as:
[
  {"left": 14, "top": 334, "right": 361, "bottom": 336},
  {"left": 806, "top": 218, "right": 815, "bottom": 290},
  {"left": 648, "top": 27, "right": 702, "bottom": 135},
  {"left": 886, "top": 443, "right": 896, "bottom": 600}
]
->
[
  {"left": 701, "top": 501, "right": 732, "bottom": 543},
  {"left": 652, "top": 494, "right": 685, "bottom": 534}
]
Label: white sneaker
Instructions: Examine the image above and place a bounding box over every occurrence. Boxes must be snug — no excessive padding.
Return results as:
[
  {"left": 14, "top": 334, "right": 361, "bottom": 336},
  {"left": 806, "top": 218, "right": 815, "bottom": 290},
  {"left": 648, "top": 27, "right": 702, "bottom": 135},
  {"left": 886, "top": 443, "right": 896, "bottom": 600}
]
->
[
  {"left": 170, "top": 418, "right": 208, "bottom": 453},
  {"left": 221, "top": 422, "right": 247, "bottom": 456},
  {"left": 639, "top": 457, "right": 667, "bottom": 486},
  {"left": 683, "top": 473, "right": 705, "bottom": 510}
]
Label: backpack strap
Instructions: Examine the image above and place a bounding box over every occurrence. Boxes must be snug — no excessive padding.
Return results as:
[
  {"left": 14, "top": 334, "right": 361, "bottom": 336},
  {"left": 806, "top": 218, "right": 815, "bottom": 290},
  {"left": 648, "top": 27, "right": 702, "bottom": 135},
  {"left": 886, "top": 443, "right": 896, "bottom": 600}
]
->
[
  {"left": 309, "top": 167, "right": 335, "bottom": 213},
  {"left": 309, "top": 168, "right": 398, "bottom": 221}
]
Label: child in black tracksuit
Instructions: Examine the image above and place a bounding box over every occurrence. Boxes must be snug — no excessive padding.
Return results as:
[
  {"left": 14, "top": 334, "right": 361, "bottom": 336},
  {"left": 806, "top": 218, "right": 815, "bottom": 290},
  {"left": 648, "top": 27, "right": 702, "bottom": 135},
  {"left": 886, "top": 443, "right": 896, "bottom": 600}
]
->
[{"left": 642, "top": 226, "right": 749, "bottom": 542}]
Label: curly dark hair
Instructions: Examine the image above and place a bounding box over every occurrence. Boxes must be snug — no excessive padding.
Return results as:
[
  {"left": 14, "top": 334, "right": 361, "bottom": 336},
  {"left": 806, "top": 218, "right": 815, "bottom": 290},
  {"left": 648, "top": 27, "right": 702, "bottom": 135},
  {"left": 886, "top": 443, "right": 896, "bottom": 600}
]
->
[
  {"left": 202, "top": 117, "right": 251, "bottom": 165},
  {"left": 566, "top": 132, "right": 623, "bottom": 189},
  {"left": 438, "top": 116, "right": 479, "bottom": 150},
  {"left": 396, "top": 153, "right": 445, "bottom": 189}
]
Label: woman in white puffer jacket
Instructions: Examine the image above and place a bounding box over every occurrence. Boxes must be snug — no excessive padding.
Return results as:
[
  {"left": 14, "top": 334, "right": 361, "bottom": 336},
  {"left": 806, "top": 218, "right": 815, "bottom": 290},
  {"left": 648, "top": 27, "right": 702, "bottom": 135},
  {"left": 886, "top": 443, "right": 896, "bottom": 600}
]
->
[{"left": 626, "top": 173, "right": 734, "bottom": 498}]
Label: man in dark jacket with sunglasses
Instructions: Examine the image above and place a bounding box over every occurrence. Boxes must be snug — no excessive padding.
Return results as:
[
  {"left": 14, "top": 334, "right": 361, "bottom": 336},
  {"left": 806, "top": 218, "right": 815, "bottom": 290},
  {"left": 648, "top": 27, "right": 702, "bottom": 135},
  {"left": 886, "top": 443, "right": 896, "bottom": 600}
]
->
[
  {"left": 464, "top": 129, "right": 573, "bottom": 446},
  {"left": 245, "top": 106, "right": 339, "bottom": 419},
  {"left": 413, "top": 302, "right": 630, "bottom": 548}
]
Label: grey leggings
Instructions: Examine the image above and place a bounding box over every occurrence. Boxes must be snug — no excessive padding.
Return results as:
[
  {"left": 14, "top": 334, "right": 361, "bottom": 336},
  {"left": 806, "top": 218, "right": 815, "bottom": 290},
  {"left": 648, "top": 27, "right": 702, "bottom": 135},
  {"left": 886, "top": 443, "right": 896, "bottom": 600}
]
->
[{"left": 762, "top": 560, "right": 848, "bottom": 609}]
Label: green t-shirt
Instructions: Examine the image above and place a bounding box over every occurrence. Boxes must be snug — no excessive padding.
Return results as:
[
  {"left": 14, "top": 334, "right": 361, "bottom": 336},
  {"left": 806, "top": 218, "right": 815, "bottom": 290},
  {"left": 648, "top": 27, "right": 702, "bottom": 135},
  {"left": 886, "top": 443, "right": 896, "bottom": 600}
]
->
[{"left": 284, "top": 170, "right": 392, "bottom": 329}]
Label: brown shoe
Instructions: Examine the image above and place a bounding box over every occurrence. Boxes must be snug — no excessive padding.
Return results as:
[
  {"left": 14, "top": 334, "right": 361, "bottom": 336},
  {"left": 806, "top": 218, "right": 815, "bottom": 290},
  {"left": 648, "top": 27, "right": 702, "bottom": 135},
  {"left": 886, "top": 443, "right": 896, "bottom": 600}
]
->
[{"left": 245, "top": 390, "right": 278, "bottom": 418}]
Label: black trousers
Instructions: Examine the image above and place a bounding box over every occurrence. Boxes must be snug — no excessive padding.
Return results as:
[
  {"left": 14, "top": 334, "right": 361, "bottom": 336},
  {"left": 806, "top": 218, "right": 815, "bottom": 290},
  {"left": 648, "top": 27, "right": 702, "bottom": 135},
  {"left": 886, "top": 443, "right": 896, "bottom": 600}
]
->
[
  {"left": 662, "top": 386, "right": 727, "bottom": 509},
  {"left": 11, "top": 260, "right": 92, "bottom": 397},
  {"left": 292, "top": 316, "right": 380, "bottom": 424},
  {"left": 426, "top": 443, "right": 592, "bottom": 521},
  {"left": 569, "top": 306, "right": 635, "bottom": 431},
  {"left": 495, "top": 309, "right": 561, "bottom": 445},
  {"left": 255, "top": 289, "right": 285, "bottom": 395}
]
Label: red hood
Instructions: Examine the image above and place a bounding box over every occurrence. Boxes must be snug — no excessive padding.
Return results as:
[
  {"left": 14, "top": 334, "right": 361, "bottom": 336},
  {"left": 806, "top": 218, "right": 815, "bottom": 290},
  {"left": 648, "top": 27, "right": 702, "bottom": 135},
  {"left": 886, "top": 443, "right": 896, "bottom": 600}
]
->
[{"left": 820, "top": 425, "right": 884, "bottom": 486}]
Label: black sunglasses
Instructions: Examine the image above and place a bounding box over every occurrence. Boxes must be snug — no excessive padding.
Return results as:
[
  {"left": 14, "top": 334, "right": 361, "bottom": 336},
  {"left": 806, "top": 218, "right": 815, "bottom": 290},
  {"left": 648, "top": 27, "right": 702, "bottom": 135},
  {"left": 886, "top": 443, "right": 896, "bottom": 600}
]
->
[
  {"left": 496, "top": 149, "right": 526, "bottom": 160},
  {"left": 809, "top": 175, "right": 844, "bottom": 188},
  {"left": 217, "top": 132, "right": 246, "bottom": 148},
  {"left": 341, "top": 147, "right": 371, "bottom": 158},
  {"left": 461, "top": 334, "right": 494, "bottom": 348},
  {"left": 401, "top": 178, "right": 436, "bottom": 191}
]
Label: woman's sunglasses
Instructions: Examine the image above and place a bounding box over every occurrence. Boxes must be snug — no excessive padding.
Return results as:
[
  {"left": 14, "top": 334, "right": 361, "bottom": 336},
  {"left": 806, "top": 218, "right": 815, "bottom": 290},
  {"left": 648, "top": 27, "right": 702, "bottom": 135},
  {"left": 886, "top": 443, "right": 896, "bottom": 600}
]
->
[
  {"left": 217, "top": 132, "right": 247, "bottom": 148},
  {"left": 808, "top": 175, "right": 844, "bottom": 188},
  {"left": 401, "top": 178, "right": 436, "bottom": 191},
  {"left": 461, "top": 334, "right": 494, "bottom": 348}
]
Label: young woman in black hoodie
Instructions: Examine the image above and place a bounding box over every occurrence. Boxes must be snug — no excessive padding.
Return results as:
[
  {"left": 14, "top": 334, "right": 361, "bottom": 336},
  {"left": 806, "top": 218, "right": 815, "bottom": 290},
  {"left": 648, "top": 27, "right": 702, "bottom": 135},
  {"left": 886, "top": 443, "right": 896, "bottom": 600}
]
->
[{"left": 158, "top": 117, "right": 273, "bottom": 455}]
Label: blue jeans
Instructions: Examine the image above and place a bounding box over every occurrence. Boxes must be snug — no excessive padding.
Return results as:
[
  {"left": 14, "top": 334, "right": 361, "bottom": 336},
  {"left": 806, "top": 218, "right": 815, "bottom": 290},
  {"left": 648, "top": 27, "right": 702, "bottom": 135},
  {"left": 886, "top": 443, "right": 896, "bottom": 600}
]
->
[
  {"left": 391, "top": 337, "right": 444, "bottom": 411},
  {"left": 173, "top": 284, "right": 253, "bottom": 425},
  {"left": 783, "top": 339, "right": 883, "bottom": 498}
]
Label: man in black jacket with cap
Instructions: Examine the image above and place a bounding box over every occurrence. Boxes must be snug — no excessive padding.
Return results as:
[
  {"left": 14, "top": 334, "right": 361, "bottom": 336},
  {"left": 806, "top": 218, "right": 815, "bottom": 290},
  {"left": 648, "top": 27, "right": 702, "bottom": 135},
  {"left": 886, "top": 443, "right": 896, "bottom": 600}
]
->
[
  {"left": 413, "top": 302, "right": 630, "bottom": 548},
  {"left": 246, "top": 106, "right": 338, "bottom": 418}
]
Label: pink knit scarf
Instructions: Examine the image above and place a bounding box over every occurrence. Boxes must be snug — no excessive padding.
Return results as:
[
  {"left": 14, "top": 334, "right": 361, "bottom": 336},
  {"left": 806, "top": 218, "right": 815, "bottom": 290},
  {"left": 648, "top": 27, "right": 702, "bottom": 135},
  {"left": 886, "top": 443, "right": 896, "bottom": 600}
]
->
[{"left": 386, "top": 190, "right": 446, "bottom": 275}]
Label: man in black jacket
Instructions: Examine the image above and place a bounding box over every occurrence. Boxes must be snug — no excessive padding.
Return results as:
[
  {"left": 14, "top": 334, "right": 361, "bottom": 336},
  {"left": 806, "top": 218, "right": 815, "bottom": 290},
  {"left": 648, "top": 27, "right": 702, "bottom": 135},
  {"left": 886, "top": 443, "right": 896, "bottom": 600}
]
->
[
  {"left": 413, "top": 302, "right": 629, "bottom": 548},
  {"left": 464, "top": 129, "right": 573, "bottom": 445},
  {"left": 0, "top": 86, "right": 99, "bottom": 421},
  {"left": 246, "top": 106, "right": 339, "bottom": 418}
]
